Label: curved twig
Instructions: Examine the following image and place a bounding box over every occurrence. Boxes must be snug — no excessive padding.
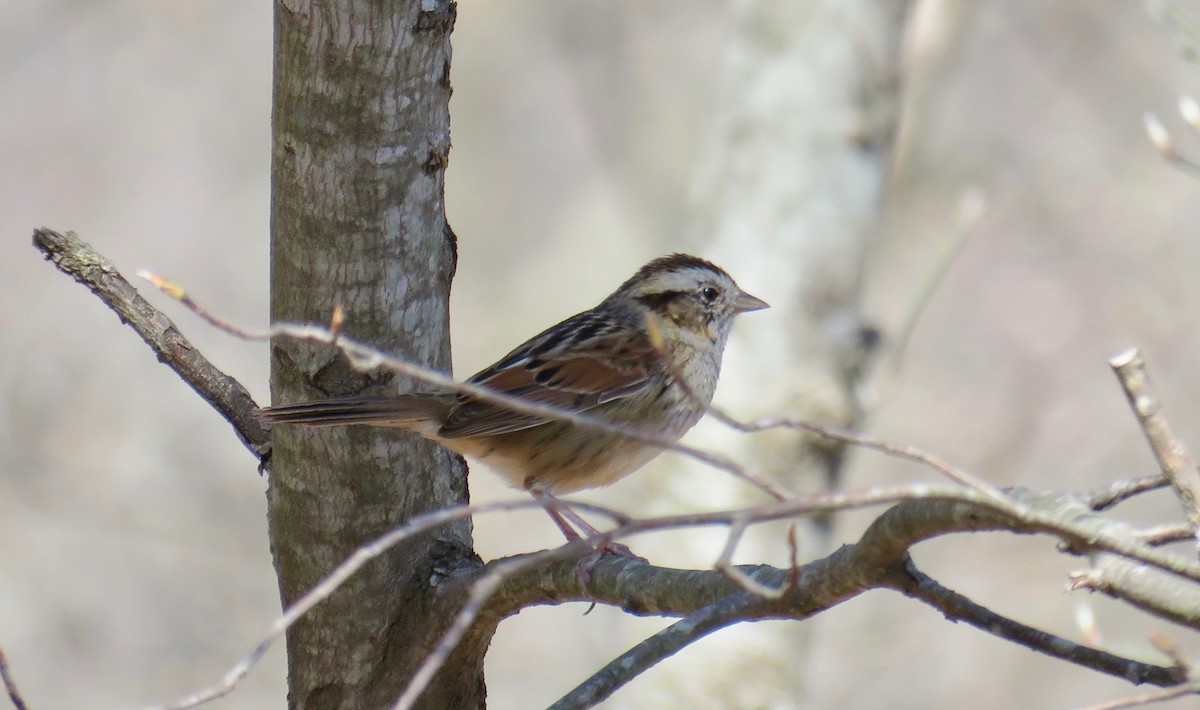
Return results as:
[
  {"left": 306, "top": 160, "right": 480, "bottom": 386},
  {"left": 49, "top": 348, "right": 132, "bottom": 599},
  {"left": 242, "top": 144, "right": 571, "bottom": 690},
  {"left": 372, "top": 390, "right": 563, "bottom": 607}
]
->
[
  {"left": 547, "top": 594, "right": 762, "bottom": 710},
  {"left": 0, "top": 645, "right": 28, "bottom": 710}
]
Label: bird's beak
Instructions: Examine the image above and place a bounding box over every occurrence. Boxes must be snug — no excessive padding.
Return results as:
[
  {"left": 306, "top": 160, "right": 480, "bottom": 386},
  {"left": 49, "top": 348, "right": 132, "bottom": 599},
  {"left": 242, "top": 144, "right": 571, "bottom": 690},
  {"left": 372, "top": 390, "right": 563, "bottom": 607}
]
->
[{"left": 734, "top": 289, "right": 769, "bottom": 313}]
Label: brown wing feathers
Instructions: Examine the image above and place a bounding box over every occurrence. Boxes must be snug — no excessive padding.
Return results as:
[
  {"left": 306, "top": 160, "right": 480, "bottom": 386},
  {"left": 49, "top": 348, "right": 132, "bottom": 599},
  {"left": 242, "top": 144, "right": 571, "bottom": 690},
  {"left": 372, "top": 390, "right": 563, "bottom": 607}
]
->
[
  {"left": 438, "top": 314, "right": 659, "bottom": 438},
  {"left": 260, "top": 313, "right": 660, "bottom": 437}
]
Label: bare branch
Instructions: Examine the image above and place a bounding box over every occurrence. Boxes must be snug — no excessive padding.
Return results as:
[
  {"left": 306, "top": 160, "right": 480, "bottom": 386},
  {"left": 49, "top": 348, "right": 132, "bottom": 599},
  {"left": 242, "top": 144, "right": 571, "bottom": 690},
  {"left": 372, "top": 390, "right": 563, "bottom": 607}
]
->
[
  {"left": 1138, "top": 523, "right": 1197, "bottom": 547},
  {"left": 1148, "top": 631, "right": 1192, "bottom": 678},
  {"left": 1069, "top": 556, "right": 1200, "bottom": 631},
  {"left": 547, "top": 593, "right": 766, "bottom": 710},
  {"left": 1090, "top": 474, "right": 1170, "bottom": 511},
  {"left": 713, "top": 515, "right": 788, "bottom": 599},
  {"left": 890, "top": 188, "right": 986, "bottom": 368},
  {"left": 892, "top": 564, "right": 1182, "bottom": 687},
  {"left": 548, "top": 529, "right": 1185, "bottom": 709},
  {"left": 32, "top": 228, "right": 269, "bottom": 460},
  {"left": 152, "top": 476, "right": 1198, "bottom": 708},
  {"left": 0, "top": 645, "right": 28, "bottom": 710},
  {"left": 703, "top": 402, "right": 1008, "bottom": 500},
  {"left": 1110, "top": 349, "right": 1200, "bottom": 537}
]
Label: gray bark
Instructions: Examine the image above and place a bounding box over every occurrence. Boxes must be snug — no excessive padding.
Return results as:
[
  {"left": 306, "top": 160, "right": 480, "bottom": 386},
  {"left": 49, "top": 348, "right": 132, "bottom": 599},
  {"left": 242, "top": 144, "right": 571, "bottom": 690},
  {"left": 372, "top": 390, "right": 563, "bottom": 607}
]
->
[{"left": 267, "top": 1, "right": 480, "bottom": 707}]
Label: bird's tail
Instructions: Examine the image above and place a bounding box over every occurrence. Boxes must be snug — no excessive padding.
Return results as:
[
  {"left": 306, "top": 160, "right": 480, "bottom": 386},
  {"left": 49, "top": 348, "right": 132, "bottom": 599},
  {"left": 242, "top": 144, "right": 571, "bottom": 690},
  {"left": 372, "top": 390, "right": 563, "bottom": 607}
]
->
[{"left": 258, "top": 396, "right": 449, "bottom": 427}]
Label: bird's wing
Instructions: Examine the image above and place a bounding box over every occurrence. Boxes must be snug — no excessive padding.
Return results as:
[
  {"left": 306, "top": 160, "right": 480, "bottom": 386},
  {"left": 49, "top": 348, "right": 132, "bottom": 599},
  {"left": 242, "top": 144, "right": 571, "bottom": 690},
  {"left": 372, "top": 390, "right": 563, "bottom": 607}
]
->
[{"left": 437, "top": 311, "right": 659, "bottom": 438}]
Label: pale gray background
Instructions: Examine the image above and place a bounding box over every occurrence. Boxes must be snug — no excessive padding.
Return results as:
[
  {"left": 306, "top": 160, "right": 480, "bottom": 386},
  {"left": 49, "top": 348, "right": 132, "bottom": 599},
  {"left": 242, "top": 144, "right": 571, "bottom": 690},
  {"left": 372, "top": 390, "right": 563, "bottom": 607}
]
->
[{"left": 5, "top": 1, "right": 1200, "bottom": 708}]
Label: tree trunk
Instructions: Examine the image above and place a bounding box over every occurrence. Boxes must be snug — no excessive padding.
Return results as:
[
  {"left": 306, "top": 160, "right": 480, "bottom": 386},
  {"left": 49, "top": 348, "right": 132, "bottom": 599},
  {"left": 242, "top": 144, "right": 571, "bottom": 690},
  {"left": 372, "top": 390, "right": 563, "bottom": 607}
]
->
[{"left": 267, "top": 1, "right": 482, "bottom": 707}]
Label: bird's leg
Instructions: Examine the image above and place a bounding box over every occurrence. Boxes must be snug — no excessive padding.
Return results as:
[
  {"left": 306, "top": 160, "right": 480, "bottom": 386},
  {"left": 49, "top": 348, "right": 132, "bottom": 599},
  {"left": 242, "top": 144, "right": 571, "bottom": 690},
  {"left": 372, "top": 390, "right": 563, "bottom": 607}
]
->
[
  {"left": 531, "top": 490, "right": 585, "bottom": 542},
  {"left": 529, "top": 489, "right": 644, "bottom": 562}
]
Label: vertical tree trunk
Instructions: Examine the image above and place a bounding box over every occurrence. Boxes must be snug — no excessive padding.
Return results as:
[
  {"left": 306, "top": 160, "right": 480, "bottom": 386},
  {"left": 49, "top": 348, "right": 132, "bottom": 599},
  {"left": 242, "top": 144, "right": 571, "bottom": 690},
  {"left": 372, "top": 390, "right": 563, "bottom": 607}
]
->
[{"left": 268, "top": 1, "right": 481, "bottom": 707}]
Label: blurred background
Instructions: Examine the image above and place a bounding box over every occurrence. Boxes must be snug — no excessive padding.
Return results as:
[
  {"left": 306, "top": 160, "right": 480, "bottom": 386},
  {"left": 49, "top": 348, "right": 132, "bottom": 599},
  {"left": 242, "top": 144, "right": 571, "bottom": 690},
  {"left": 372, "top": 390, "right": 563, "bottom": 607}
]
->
[{"left": 5, "top": 1, "right": 1200, "bottom": 708}]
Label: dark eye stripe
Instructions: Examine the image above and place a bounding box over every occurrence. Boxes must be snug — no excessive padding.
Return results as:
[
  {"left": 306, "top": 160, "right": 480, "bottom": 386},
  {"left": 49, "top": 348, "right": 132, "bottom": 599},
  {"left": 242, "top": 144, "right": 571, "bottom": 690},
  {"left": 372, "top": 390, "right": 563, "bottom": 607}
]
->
[{"left": 634, "top": 290, "right": 686, "bottom": 310}]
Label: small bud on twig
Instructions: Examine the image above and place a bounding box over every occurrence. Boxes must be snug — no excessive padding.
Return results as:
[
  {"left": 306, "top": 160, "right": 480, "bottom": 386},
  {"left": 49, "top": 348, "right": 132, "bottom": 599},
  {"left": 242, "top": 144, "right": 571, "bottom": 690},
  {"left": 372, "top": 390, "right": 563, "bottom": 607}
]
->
[{"left": 1144, "top": 113, "right": 1176, "bottom": 160}]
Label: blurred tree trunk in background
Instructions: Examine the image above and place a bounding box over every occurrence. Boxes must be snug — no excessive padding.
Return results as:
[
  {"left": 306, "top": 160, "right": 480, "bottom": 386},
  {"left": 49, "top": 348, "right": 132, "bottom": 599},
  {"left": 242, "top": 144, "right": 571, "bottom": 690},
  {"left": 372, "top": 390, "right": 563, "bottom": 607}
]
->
[
  {"left": 655, "top": 0, "right": 912, "bottom": 704},
  {"left": 267, "top": 1, "right": 481, "bottom": 707}
]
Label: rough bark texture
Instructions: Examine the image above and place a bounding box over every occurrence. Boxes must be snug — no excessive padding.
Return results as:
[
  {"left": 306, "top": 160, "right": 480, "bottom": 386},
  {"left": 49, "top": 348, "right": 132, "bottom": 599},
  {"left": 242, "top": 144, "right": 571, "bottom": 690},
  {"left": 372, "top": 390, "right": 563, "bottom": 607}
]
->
[{"left": 267, "top": 1, "right": 481, "bottom": 707}]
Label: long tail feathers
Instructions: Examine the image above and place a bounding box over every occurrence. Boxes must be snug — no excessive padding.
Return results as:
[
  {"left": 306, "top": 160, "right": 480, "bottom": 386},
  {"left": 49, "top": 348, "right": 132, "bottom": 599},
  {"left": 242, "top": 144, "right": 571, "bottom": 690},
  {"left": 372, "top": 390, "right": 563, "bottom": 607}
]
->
[{"left": 258, "top": 396, "right": 446, "bottom": 427}]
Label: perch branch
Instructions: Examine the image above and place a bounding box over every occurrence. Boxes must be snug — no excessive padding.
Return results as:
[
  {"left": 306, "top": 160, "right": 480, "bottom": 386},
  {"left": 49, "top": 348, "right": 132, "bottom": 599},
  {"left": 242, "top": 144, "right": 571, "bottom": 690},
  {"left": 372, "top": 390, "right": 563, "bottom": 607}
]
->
[{"left": 155, "top": 479, "right": 1193, "bottom": 708}]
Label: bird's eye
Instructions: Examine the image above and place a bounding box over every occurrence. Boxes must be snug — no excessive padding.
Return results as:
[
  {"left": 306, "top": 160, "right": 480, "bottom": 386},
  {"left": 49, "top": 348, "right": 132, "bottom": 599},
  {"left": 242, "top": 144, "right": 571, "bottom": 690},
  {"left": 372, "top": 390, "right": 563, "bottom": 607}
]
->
[{"left": 700, "top": 286, "right": 720, "bottom": 302}]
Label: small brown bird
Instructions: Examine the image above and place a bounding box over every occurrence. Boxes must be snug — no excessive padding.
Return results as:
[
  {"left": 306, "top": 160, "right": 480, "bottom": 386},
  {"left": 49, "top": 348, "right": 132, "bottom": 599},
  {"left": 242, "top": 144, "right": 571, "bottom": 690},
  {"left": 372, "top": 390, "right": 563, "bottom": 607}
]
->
[{"left": 260, "top": 254, "right": 767, "bottom": 548}]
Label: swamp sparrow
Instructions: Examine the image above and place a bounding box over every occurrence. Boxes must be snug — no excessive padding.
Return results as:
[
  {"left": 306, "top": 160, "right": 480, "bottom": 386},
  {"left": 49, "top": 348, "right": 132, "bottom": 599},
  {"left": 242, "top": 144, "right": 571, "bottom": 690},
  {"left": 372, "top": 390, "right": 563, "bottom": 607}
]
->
[{"left": 260, "top": 254, "right": 767, "bottom": 546}]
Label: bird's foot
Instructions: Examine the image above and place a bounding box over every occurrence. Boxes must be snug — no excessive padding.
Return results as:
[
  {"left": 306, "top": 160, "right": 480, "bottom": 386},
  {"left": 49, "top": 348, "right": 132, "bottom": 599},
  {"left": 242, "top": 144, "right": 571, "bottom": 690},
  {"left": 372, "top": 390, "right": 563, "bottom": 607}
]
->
[{"left": 574, "top": 541, "right": 647, "bottom": 590}]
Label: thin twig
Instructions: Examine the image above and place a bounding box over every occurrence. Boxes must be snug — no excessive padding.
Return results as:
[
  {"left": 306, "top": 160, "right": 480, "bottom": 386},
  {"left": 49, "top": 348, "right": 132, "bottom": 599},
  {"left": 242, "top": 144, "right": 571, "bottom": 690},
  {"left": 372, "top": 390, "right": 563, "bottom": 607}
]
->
[
  {"left": 894, "top": 564, "right": 1183, "bottom": 687},
  {"left": 785, "top": 523, "right": 801, "bottom": 590},
  {"left": 712, "top": 515, "right": 787, "bottom": 599},
  {"left": 392, "top": 565, "right": 507, "bottom": 710},
  {"left": 641, "top": 316, "right": 1002, "bottom": 500},
  {"left": 1110, "top": 349, "right": 1200, "bottom": 539},
  {"left": 149, "top": 497, "right": 610, "bottom": 710},
  {"left": 393, "top": 540, "right": 605, "bottom": 710},
  {"left": 0, "top": 645, "right": 28, "bottom": 710},
  {"left": 1137, "top": 523, "right": 1198, "bottom": 547},
  {"left": 1080, "top": 679, "right": 1200, "bottom": 710},
  {"left": 1090, "top": 474, "right": 1170, "bottom": 511},
  {"left": 710, "top": 515, "right": 801, "bottom": 600},
  {"left": 891, "top": 188, "right": 985, "bottom": 368},
  {"left": 547, "top": 594, "right": 763, "bottom": 710},
  {"left": 1148, "top": 631, "right": 1191, "bottom": 678},
  {"left": 32, "top": 228, "right": 270, "bottom": 460},
  {"left": 709, "top": 407, "right": 1008, "bottom": 501},
  {"left": 133, "top": 272, "right": 1200, "bottom": 585}
]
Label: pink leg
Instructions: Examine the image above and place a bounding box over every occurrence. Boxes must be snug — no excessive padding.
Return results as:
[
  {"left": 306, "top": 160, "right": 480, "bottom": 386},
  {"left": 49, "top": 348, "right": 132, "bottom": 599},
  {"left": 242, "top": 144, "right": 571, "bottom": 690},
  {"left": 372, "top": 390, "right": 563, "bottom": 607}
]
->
[
  {"left": 530, "top": 489, "right": 582, "bottom": 540},
  {"left": 529, "top": 489, "right": 644, "bottom": 561}
]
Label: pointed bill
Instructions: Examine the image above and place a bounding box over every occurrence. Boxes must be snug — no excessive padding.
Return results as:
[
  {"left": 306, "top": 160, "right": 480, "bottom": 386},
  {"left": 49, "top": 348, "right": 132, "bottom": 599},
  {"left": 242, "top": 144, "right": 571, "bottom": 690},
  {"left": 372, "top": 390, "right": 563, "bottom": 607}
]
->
[{"left": 734, "top": 289, "right": 769, "bottom": 313}]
